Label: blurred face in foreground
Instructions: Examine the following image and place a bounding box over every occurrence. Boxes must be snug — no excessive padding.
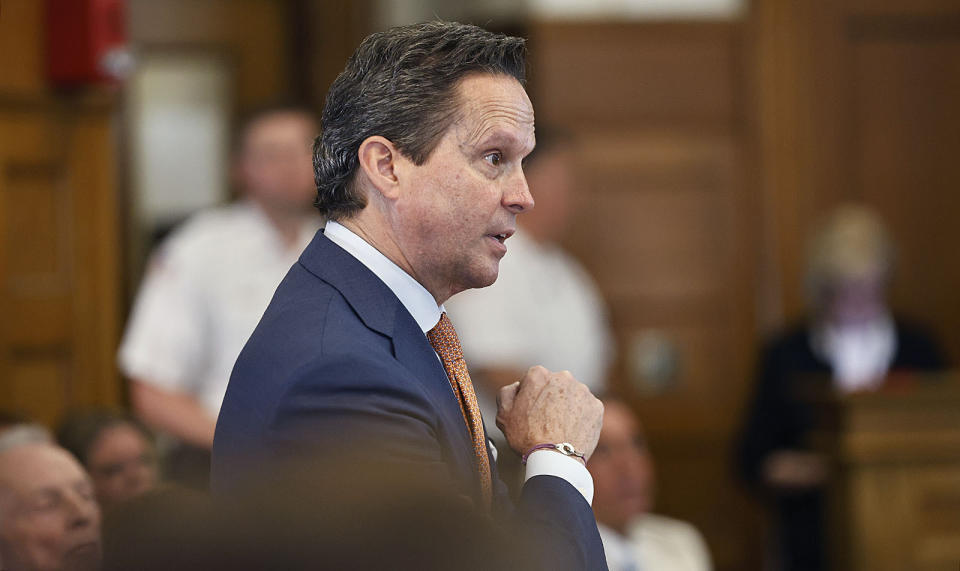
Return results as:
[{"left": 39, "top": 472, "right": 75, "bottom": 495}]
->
[
  {"left": 0, "top": 443, "right": 101, "bottom": 571},
  {"left": 86, "top": 423, "right": 158, "bottom": 507},
  {"left": 587, "top": 400, "right": 655, "bottom": 535}
]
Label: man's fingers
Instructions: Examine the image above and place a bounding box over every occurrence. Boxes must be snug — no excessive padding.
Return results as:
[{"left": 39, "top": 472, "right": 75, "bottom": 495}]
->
[
  {"left": 497, "top": 381, "right": 520, "bottom": 412},
  {"left": 495, "top": 381, "right": 520, "bottom": 433},
  {"left": 514, "top": 365, "right": 549, "bottom": 402}
]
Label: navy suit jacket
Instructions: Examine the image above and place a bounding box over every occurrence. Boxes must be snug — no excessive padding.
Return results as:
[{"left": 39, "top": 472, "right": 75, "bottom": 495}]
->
[{"left": 212, "top": 230, "right": 606, "bottom": 569}]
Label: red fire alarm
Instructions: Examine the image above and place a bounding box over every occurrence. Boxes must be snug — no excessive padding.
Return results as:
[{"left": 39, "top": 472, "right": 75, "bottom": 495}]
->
[{"left": 46, "top": 0, "right": 132, "bottom": 85}]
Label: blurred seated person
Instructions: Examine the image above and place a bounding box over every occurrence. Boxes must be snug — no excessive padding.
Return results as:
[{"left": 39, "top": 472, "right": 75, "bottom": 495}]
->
[
  {"left": 57, "top": 410, "right": 159, "bottom": 509},
  {"left": 737, "top": 204, "right": 948, "bottom": 571},
  {"left": 0, "top": 428, "right": 101, "bottom": 571},
  {"left": 117, "top": 103, "right": 321, "bottom": 485},
  {"left": 446, "top": 126, "right": 613, "bottom": 489},
  {"left": 589, "top": 398, "right": 711, "bottom": 571}
]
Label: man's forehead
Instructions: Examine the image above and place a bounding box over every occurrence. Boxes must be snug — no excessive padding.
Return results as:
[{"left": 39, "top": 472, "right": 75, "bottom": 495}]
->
[
  {"left": 453, "top": 74, "right": 535, "bottom": 147},
  {"left": 0, "top": 445, "right": 86, "bottom": 492},
  {"left": 242, "top": 112, "right": 316, "bottom": 148}
]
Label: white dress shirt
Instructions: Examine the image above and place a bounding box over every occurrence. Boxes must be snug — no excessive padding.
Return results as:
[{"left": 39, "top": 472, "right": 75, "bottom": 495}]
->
[
  {"left": 118, "top": 201, "right": 321, "bottom": 417},
  {"left": 811, "top": 313, "right": 896, "bottom": 394},
  {"left": 325, "top": 221, "right": 594, "bottom": 504},
  {"left": 598, "top": 515, "right": 712, "bottom": 571}
]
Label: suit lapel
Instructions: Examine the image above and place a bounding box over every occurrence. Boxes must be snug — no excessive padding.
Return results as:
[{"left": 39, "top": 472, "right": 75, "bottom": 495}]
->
[
  {"left": 298, "top": 229, "right": 396, "bottom": 339},
  {"left": 299, "top": 231, "right": 481, "bottom": 490},
  {"left": 391, "top": 316, "right": 478, "bottom": 450}
]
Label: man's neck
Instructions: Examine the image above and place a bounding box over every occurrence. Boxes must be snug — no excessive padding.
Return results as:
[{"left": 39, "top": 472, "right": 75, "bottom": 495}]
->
[{"left": 337, "top": 216, "right": 452, "bottom": 306}]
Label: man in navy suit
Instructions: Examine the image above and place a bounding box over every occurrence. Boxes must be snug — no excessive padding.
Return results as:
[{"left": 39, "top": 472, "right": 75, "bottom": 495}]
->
[{"left": 212, "top": 21, "right": 607, "bottom": 569}]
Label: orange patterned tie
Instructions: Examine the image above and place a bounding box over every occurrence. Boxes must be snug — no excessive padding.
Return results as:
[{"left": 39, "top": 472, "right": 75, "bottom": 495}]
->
[{"left": 426, "top": 312, "right": 493, "bottom": 509}]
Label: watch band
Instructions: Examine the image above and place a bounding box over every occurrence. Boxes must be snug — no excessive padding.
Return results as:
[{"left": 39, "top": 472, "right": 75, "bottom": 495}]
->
[{"left": 521, "top": 442, "right": 586, "bottom": 465}]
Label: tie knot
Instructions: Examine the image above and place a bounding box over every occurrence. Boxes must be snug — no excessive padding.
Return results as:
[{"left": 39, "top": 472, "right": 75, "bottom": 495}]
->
[{"left": 427, "top": 312, "right": 464, "bottom": 361}]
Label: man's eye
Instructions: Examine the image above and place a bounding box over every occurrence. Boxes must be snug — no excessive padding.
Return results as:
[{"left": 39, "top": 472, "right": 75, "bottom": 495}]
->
[
  {"left": 31, "top": 494, "right": 61, "bottom": 511},
  {"left": 484, "top": 152, "right": 502, "bottom": 167},
  {"left": 98, "top": 463, "right": 125, "bottom": 478}
]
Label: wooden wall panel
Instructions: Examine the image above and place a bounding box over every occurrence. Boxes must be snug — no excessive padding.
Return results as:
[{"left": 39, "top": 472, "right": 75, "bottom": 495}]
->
[
  {"left": 754, "top": 0, "right": 960, "bottom": 567},
  {"left": 529, "top": 20, "right": 762, "bottom": 571},
  {"left": 0, "top": 103, "right": 122, "bottom": 422},
  {"left": 7, "top": 359, "right": 71, "bottom": 427},
  {"left": 531, "top": 22, "right": 741, "bottom": 130},
  {"left": 851, "top": 32, "right": 960, "bottom": 364},
  {"left": 0, "top": 0, "right": 45, "bottom": 95},
  {"left": 755, "top": 0, "right": 960, "bottom": 363},
  {"left": 0, "top": 3, "right": 122, "bottom": 424},
  {"left": 128, "top": 0, "right": 291, "bottom": 109}
]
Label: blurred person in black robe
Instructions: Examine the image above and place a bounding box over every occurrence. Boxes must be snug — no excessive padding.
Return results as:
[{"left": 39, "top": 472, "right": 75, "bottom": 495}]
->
[{"left": 737, "top": 204, "right": 947, "bottom": 571}]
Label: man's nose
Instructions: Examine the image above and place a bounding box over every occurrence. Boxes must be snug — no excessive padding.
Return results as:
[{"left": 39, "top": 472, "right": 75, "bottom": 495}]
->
[
  {"left": 504, "top": 169, "right": 534, "bottom": 214},
  {"left": 65, "top": 491, "right": 99, "bottom": 528}
]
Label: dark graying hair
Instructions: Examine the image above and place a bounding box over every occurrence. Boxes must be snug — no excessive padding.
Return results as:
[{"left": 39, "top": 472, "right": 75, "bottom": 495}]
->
[{"left": 313, "top": 21, "right": 527, "bottom": 220}]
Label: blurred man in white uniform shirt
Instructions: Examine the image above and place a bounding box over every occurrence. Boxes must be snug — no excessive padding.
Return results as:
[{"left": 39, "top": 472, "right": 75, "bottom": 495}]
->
[{"left": 118, "top": 104, "right": 322, "bottom": 464}]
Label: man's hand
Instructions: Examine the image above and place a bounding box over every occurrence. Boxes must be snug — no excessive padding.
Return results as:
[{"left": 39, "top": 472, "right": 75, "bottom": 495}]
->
[{"left": 495, "top": 366, "right": 604, "bottom": 461}]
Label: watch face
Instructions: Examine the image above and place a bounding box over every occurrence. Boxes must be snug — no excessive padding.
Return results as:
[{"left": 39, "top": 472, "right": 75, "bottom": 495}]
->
[{"left": 558, "top": 442, "right": 576, "bottom": 455}]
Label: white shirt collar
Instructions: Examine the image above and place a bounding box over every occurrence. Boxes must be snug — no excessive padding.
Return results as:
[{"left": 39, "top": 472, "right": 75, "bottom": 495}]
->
[
  {"left": 323, "top": 220, "right": 443, "bottom": 333},
  {"left": 811, "top": 313, "right": 896, "bottom": 393}
]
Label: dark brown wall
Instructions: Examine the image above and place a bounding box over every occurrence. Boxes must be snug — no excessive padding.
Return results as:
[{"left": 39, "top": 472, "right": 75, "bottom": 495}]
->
[
  {"left": 0, "top": 0, "right": 123, "bottom": 424},
  {"left": 755, "top": 0, "right": 960, "bottom": 364},
  {"left": 528, "top": 20, "right": 764, "bottom": 571}
]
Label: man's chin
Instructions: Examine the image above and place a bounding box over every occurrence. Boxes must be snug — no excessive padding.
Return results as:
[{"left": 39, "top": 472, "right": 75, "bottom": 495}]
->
[
  {"left": 473, "top": 268, "right": 500, "bottom": 289},
  {"left": 63, "top": 541, "right": 101, "bottom": 571}
]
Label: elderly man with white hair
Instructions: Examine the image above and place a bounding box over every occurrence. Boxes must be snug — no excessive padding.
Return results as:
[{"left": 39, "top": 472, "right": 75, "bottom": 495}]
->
[{"left": 0, "top": 426, "right": 102, "bottom": 571}]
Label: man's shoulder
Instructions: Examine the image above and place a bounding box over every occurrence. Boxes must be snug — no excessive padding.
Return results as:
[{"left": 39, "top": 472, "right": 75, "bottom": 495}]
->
[
  {"left": 217, "top": 273, "right": 413, "bottom": 428},
  {"left": 235, "top": 261, "right": 418, "bottom": 395},
  {"left": 252, "top": 262, "right": 382, "bottom": 350}
]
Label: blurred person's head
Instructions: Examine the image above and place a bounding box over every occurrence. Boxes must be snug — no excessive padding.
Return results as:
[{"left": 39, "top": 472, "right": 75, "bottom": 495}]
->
[
  {"left": 313, "top": 21, "right": 527, "bottom": 223},
  {"left": 0, "top": 437, "right": 101, "bottom": 571},
  {"left": 806, "top": 204, "right": 895, "bottom": 327},
  {"left": 234, "top": 102, "right": 319, "bottom": 218},
  {"left": 588, "top": 398, "right": 655, "bottom": 535},
  {"left": 516, "top": 126, "right": 577, "bottom": 244},
  {"left": 56, "top": 411, "right": 158, "bottom": 508}
]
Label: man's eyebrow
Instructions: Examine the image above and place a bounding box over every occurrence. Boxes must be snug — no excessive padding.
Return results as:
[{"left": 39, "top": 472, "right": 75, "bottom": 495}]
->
[
  {"left": 469, "top": 128, "right": 535, "bottom": 155},
  {"left": 26, "top": 488, "right": 59, "bottom": 502}
]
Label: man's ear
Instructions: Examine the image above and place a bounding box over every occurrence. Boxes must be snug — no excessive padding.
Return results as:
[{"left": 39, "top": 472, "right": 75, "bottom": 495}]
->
[{"left": 357, "top": 136, "right": 402, "bottom": 200}]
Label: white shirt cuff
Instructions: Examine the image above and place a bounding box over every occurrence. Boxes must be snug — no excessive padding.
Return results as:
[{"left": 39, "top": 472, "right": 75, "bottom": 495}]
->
[{"left": 523, "top": 449, "right": 594, "bottom": 505}]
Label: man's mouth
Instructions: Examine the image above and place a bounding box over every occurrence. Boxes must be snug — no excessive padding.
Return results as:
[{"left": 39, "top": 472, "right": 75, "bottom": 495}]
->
[{"left": 488, "top": 229, "right": 514, "bottom": 245}]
